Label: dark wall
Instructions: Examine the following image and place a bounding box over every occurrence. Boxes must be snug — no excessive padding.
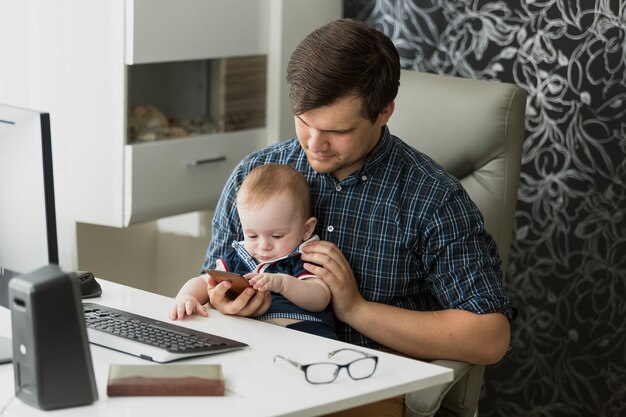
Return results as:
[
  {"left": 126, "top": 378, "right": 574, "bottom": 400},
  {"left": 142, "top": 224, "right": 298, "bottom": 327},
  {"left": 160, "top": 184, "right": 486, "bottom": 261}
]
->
[{"left": 345, "top": 1, "right": 626, "bottom": 416}]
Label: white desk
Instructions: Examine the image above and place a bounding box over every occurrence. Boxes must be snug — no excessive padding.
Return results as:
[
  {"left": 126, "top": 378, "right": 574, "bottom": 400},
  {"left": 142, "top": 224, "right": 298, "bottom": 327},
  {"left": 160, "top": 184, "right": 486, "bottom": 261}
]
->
[{"left": 0, "top": 279, "right": 452, "bottom": 416}]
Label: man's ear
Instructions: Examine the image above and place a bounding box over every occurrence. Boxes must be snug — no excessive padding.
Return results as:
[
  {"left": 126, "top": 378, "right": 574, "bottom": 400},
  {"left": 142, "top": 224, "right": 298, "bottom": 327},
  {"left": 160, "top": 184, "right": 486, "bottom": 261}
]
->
[
  {"left": 303, "top": 217, "right": 318, "bottom": 240},
  {"left": 377, "top": 100, "right": 395, "bottom": 126}
]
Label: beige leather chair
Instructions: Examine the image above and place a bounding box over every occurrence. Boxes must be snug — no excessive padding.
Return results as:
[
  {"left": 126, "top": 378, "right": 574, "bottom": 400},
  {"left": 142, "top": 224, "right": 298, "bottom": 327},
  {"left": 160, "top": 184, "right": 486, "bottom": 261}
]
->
[{"left": 387, "top": 70, "right": 527, "bottom": 417}]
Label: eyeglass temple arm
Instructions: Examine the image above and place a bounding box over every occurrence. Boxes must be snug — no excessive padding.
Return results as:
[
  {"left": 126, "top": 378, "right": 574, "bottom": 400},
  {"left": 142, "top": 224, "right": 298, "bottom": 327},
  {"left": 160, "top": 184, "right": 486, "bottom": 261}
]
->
[
  {"left": 274, "top": 354, "right": 305, "bottom": 370},
  {"left": 327, "top": 347, "right": 376, "bottom": 359}
]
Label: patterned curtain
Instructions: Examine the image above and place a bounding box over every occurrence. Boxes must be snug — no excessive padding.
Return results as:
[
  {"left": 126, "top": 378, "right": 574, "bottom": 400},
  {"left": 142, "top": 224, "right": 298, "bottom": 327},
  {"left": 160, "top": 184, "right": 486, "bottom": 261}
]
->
[{"left": 344, "top": 1, "right": 626, "bottom": 416}]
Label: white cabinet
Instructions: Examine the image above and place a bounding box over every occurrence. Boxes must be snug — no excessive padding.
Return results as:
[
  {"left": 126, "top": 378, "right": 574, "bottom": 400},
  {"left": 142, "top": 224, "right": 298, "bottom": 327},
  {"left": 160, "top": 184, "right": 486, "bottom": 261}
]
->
[
  {"left": 125, "top": 129, "right": 265, "bottom": 224},
  {"left": 1, "top": 0, "right": 342, "bottom": 271},
  {"left": 70, "top": 0, "right": 269, "bottom": 227},
  {"left": 1, "top": 0, "right": 342, "bottom": 269},
  {"left": 126, "top": 0, "right": 268, "bottom": 64}
]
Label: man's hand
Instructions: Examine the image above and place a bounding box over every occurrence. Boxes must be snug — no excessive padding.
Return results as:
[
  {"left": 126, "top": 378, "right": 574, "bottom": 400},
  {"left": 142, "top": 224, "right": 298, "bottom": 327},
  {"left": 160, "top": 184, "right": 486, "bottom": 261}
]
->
[
  {"left": 169, "top": 294, "right": 208, "bottom": 320},
  {"left": 300, "top": 240, "right": 366, "bottom": 322},
  {"left": 207, "top": 274, "right": 271, "bottom": 317}
]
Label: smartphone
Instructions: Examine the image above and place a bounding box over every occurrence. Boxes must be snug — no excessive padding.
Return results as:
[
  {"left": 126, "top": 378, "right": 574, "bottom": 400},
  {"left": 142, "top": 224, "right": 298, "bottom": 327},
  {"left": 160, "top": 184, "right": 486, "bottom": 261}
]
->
[{"left": 206, "top": 270, "right": 254, "bottom": 298}]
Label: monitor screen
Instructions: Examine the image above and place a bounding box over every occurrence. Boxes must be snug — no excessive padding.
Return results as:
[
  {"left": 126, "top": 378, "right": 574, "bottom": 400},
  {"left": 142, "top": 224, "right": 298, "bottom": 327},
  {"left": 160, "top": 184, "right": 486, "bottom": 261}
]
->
[{"left": 0, "top": 104, "right": 58, "bottom": 278}]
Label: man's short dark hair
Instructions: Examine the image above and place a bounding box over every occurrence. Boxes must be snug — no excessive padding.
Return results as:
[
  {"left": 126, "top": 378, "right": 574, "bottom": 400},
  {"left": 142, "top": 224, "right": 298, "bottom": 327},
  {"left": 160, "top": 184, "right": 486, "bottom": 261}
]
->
[{"left": 286, "top": 18, "right": 400, "bottom": 124}]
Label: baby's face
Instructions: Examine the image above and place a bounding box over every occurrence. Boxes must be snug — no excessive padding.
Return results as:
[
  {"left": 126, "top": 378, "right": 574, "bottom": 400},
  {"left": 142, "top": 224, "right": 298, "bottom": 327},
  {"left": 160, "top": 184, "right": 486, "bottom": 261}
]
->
[{"left": 237, "top": 192, "right": 311, "bottom": 263}]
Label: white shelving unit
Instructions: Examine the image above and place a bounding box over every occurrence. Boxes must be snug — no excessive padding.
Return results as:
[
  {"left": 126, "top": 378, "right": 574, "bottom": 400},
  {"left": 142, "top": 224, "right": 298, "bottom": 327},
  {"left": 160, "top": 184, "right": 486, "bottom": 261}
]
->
[
  {"left": 0, "top": 0, "right": 342, "bottom": 273},
  {"left": 69, "top": 0, "right": 269, "bottom": 227}
]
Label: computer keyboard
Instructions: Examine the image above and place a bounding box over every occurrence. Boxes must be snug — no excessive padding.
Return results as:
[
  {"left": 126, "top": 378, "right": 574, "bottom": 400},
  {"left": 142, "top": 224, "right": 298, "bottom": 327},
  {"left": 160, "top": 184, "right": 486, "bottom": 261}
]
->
[{"left": 82, "top": 303, "right": 247, "bottom": 363}]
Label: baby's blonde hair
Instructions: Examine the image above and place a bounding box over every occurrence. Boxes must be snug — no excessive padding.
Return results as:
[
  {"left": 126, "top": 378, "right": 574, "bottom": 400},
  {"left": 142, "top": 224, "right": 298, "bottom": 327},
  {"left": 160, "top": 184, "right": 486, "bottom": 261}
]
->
[{"left": 237, "top": 164, "right": 312, "bottom": 219}]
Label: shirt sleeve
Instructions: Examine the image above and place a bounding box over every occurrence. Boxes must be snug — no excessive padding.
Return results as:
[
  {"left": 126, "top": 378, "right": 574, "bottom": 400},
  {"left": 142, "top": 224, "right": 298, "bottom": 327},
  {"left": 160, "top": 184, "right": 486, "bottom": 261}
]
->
[
  {"left": 422, "top": 187, "right": 515, "bottom": 319},
  {"left": 200, "top": 165, "right": 246, "bottom": 274}
]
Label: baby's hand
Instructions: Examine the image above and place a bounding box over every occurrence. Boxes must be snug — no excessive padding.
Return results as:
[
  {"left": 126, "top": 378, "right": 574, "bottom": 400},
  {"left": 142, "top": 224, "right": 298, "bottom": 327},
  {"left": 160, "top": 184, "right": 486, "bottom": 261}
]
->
[
  {"left": 169, "top": 294, "right": 208, "bottom": 320},
  {"left": 247, "top": 273, "right": 289, "bottom": 293}
]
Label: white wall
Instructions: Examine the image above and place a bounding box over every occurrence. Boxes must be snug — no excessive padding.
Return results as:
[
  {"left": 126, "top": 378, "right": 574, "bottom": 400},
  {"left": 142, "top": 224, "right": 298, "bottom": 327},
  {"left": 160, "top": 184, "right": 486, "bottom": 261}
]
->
[
  {"left": 76, "top": 221, "right": 158, "bottom": 291},
  {"left": 76, "top": 212, "right": 211, "bottom": 296},
  {"left": 1, "top": 0, "right": 81, "bottom": 270},
  {"left": 0, "top": 0, "right": 127, "bottom": 271}
]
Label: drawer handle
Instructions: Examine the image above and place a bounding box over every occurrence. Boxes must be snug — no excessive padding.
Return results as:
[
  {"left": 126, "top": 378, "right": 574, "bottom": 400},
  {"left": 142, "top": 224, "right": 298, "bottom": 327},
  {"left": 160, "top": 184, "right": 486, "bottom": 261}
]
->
[{"left": 186, "top": 156, "right": 227, "bottom": 166}]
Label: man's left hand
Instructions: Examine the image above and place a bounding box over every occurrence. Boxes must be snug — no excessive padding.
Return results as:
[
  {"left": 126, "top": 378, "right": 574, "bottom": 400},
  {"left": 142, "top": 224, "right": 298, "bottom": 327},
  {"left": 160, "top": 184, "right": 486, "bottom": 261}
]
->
[{"left": 300, "top": 240, "right": 365, "bottom": 322}]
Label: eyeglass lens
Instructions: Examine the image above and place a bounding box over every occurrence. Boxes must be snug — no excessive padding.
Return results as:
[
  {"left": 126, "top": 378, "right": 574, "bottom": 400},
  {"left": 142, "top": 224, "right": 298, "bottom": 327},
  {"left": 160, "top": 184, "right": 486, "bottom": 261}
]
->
[
  {"left": 347, "top": 357, "right": 377, "bottom": 379},
  {"left": 305, "top": 357, "right": 377, "bottom": 384},
  {"left": 306, "top": 363, "right": 340, "bottom": 384}
]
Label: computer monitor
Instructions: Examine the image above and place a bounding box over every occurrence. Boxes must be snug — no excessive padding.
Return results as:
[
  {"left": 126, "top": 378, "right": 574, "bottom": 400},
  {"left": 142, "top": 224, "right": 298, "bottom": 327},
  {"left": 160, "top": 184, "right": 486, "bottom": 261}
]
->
[{"left": 0, "top": 104, "right": 58, "bottom": 302}]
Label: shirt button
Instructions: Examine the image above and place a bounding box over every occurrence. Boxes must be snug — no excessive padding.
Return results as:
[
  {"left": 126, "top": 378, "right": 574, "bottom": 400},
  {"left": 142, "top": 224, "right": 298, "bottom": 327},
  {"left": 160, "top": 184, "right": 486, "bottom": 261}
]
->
[
  {"left": 361, "top": 175, "right": 368, "bottom": 181},
  {"left": 335, "top": 185, "right": 342, "bottom": 192},
  {"left": 327, "top": 225, "right": 334, "bottom": 232}
]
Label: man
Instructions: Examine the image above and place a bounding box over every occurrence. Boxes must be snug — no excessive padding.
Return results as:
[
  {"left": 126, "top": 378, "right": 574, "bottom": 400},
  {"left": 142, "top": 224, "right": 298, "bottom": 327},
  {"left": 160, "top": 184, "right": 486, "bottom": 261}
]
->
[{"left": 201, "top": 18, "right": 514, "bottom": 416}]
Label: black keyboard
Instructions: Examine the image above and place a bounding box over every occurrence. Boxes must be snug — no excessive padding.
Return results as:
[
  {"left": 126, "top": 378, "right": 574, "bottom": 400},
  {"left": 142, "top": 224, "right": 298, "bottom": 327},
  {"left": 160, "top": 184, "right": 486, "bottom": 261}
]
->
[{"left": 82, "top": 303, "right": 247, "bottom": 362}]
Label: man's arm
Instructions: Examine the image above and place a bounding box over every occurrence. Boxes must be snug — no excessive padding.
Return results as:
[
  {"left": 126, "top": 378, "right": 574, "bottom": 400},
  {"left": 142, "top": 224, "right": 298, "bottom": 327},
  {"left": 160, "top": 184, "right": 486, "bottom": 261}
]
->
[
  {"left": 300, "top": 241, "right": 510, "bottom": 364},
  {"left": 342, "top": 301, "right": 510, "bottom": 364}
]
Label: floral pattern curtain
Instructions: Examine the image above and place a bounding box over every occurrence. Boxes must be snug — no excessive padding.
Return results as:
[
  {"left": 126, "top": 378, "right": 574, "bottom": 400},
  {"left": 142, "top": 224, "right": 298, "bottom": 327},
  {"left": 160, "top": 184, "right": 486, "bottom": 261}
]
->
[{"left": 344, "top": 1, "right": 626, "bottom": 416}]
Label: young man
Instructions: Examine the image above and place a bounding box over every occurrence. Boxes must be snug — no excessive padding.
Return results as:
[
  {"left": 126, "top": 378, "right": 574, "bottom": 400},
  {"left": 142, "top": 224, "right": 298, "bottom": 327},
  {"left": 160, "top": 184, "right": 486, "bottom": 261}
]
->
[{"left": 202, "top": 18, "right": 514, "bottom": 415}]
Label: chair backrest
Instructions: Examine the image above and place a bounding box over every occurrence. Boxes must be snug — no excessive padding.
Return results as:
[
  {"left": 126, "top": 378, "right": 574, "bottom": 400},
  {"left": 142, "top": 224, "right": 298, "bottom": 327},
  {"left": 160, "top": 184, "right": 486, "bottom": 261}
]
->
[
  {"left": 388, "top": 70, "right": 526, "bottom": 276},
  {"left": 390, "top": 71, "right": 526, "bottom": 417}
]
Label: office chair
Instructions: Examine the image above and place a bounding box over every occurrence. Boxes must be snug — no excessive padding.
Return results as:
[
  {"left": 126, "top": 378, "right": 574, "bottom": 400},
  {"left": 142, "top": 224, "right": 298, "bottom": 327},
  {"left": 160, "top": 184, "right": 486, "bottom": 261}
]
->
[{"left": 387, "top": 70, "right": 527, "bottom": 417}]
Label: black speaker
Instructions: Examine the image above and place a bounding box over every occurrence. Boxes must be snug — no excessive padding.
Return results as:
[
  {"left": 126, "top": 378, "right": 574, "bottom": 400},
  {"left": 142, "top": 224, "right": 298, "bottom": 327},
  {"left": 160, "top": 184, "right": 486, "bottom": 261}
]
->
[{"left": 9, "top": 265, "right": 98, "bottom": 410}]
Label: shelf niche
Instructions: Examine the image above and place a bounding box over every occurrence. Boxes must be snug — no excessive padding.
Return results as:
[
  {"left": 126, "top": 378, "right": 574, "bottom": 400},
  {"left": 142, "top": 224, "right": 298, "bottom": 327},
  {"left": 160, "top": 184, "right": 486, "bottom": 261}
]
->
[{"left": 127, "top": 55, "right": 267, "bottom": 144}]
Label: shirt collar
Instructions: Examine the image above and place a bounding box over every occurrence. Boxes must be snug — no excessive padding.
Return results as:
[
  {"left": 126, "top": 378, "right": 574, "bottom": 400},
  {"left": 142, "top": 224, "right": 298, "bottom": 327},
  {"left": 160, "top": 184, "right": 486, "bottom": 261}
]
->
[
  {"left": 231, "top": 235, "right": 319, "bottom": 271},
  {"left": 316, "top": 125, "right": 394, "bottom": 185},
  {"left": 363, "top": 125, "right": 393, "bottom": 170}
]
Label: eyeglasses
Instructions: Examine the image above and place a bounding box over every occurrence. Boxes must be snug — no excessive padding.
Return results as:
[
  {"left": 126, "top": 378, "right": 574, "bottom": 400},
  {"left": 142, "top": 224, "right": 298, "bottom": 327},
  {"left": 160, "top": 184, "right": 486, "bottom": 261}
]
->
[{"left": 274, "top": 348, "right": 378, "bottom": 384}]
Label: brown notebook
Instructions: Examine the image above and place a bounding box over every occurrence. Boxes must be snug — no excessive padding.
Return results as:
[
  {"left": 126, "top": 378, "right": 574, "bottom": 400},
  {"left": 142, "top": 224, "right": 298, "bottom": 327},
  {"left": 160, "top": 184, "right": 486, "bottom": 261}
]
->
[{"left": 107, "top": 364, "right": 224, "bottom": 396}]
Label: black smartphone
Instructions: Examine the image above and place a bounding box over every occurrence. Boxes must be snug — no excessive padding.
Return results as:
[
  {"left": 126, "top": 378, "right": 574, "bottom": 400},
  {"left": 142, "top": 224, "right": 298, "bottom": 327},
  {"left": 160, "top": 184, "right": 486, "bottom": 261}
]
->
[{"left": 206, "top": 270, "right": 254, "bottom": 298}]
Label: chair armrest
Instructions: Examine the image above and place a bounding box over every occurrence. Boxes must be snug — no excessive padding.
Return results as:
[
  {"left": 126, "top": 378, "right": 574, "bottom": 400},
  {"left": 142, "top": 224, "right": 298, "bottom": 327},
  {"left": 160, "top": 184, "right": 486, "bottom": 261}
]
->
[{"left": 404, "top": 361, "right": 484, "bottom": 417}]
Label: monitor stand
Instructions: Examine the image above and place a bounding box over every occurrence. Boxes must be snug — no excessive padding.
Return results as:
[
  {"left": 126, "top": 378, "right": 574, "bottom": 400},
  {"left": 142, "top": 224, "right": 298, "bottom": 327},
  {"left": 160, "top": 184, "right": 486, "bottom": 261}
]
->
[
  {"left": 0, "top": 334, "right": 11, "bottom": 364},
  {"left": 1, "top": 268, "right": 21, "bottom": 309},
  {"left": 0, "top": 268, "right": 16, "bottom": 364}
]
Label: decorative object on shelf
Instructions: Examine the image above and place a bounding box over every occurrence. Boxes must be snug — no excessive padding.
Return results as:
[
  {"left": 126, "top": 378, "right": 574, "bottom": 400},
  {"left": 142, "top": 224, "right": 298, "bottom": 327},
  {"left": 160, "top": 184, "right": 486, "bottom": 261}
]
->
[
  {"left": 129, "top": 105, "right": 217, "bottom": 142},
  {"left": 169, "top": 116, "right": 217, "bottom": 138},
  {"left": 129, "top": 105, "right": 171, "bottom": 142}
]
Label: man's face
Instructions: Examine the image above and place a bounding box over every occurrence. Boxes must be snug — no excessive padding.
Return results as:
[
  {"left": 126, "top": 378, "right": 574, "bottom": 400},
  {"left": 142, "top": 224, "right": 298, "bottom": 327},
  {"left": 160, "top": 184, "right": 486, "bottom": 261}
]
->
[{"left": 295, "top": 95, "right": 393, "bottom": 181}]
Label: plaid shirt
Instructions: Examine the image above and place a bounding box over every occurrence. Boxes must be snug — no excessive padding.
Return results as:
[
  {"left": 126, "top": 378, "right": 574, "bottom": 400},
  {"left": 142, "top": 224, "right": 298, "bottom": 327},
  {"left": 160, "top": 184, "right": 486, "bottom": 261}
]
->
[{"left": 203, "top": 126, "right": 514, "bottom": 348}]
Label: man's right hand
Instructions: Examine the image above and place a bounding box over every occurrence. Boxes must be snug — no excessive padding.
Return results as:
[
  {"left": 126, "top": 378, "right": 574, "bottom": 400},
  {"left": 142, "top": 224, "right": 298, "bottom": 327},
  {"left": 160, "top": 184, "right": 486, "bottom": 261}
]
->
[{"left": 207, "top": 274, "right": 271, "bottom": 317}]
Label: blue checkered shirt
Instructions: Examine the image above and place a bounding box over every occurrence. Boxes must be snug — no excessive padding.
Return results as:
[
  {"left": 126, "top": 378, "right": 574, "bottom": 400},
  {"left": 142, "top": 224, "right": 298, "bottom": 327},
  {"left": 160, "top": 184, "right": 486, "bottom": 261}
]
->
[{"left": 202, "top": 126, "right": 514, "bottom": 348}]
